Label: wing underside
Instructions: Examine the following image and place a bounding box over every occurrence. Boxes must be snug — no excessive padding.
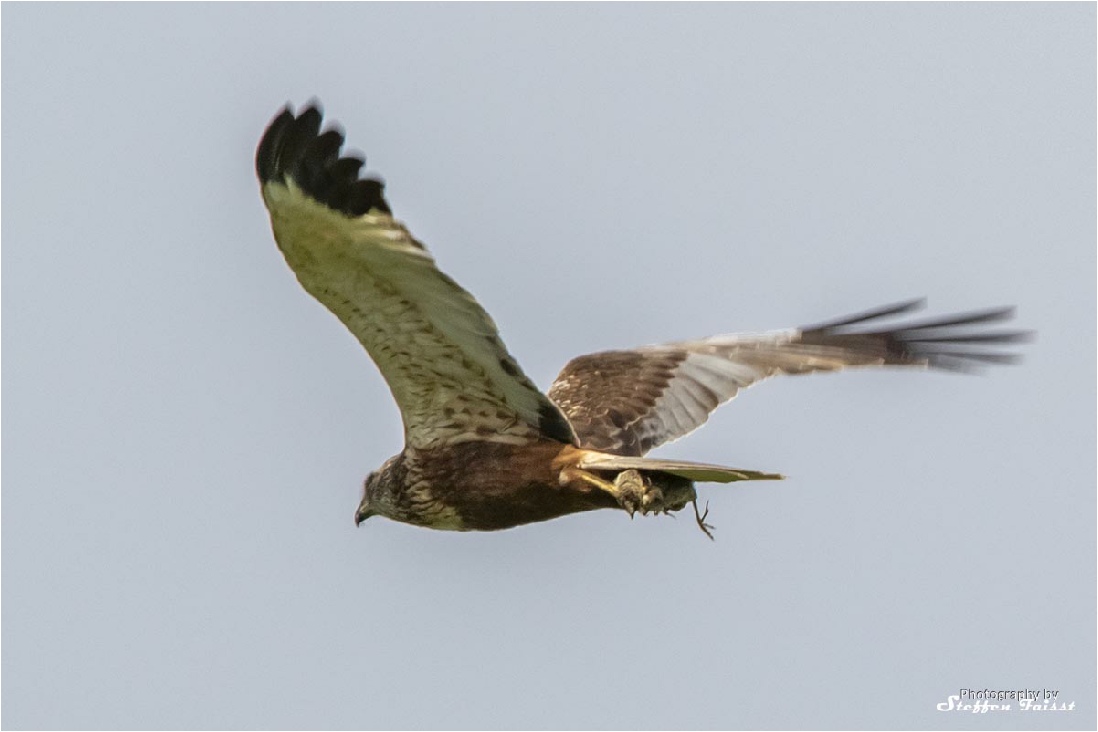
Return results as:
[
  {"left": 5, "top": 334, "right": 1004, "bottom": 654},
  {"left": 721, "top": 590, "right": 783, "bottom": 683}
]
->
[{"left": 257, "top": 104, "right": 574, "bottom": 448}]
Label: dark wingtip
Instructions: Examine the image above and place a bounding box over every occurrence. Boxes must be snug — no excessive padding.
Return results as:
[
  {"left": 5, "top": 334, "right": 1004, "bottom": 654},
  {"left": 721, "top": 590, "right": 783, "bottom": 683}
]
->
[
  {"left": 801, "top": 301, "right": 1033, "bottom": 372},
  {"left": 255, "top": 104, "right": 295, "bottom": 182},
  {"left": 255, "top": 101, "right": 391, "bottom": 217},
  {"left": 800, "top": 298, "right": 927, "bottom": 331}
]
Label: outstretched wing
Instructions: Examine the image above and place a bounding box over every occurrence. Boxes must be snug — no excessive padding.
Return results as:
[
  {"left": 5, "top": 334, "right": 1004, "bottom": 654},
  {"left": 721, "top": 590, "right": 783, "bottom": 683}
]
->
[
  {"left": 548, "top": 299, "right": 1029, "bottom": 456},
  {"left": 257, "top": 103, "right": 574, "bottom": 449}
]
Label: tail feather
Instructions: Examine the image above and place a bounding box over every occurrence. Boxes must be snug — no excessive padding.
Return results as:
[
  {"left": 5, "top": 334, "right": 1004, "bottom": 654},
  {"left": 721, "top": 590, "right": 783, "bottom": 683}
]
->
[{"left": 575, "top": 453, "right": 783, "bottom": 483}]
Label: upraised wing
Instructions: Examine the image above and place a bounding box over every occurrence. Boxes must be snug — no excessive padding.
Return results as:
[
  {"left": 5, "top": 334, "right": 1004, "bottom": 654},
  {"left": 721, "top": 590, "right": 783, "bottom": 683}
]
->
[
  {"left": 548, "top": 300, "right": 1029, "bottom": 456},
  {"left": 257, "top": 103, "right": 574, "bottom": 449}
]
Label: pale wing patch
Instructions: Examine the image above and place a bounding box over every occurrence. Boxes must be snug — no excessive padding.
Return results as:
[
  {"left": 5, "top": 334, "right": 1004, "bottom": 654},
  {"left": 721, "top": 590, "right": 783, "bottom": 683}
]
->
[{"left": 628, "top": 350, "right": 771, "bottom": 451}]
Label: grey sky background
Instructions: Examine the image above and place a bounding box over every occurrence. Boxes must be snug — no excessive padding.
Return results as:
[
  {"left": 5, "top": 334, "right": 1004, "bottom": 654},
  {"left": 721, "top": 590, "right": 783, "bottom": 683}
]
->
[{"left": 3, "top": 4, "right": 1094, "bottom": 730}]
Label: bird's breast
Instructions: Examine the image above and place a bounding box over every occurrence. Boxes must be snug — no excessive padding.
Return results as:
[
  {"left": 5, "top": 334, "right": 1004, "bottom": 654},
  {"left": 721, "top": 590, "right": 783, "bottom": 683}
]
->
[{"left": 398, "top": 441, "right": 614, "bottom": 531}]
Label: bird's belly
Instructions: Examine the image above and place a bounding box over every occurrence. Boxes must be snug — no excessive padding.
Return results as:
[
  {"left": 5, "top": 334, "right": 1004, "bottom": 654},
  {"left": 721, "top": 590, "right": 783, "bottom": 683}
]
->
[{"left": 405, "top": 441, "right": 616, "bottom": 531}]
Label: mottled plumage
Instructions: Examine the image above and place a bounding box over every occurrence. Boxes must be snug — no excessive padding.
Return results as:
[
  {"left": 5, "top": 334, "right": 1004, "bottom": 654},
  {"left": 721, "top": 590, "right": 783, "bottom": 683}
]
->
[
  {"left": 256, "top": 102, "right": 1029, "bottom": 537},
  {"left": 548, "top": 300, "right": 1022, "bottom": 457}
]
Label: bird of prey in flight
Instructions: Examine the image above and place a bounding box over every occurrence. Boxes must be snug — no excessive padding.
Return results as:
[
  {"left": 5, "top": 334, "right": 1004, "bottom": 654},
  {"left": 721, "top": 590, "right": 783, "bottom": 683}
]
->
[{"left": 256, "top": 102, "right": 1027, "bottom": 538}]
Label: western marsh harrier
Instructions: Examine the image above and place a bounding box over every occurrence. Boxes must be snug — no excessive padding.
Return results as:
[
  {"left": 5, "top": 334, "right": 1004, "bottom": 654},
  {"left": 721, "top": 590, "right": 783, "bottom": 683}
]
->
[{"left": 256, "top": 103, "right": 1027, "bottom": 538}]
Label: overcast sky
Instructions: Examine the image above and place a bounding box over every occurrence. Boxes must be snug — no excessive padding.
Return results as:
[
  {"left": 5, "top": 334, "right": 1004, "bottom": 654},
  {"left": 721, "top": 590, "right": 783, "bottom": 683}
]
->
[{"left": 3, "top": 4, "right": 1094, "bottom": 730}]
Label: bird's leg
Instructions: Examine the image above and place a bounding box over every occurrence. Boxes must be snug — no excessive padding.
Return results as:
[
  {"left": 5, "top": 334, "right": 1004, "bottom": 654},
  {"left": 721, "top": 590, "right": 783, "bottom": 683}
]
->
[
  {"left": 615, "top": 469, "right": 658, "bottom": 517},
  {"left": 692, "top": 498, "right": 716, "bottom": 541},
  {"left": 560, "top": 467, "right": 642, "bottom": 516},
  {"left": 559, "top": 467, "right": 678, "bottom": 518},
  {"left": 563, "top": 465, "right": 714, "bottom": 538}
]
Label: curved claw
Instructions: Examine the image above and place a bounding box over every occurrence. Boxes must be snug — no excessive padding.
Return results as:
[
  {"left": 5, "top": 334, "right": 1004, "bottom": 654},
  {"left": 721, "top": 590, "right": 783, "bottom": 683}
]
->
[{"left": 692, "top": 499, "right": 715, "bottom": 541}]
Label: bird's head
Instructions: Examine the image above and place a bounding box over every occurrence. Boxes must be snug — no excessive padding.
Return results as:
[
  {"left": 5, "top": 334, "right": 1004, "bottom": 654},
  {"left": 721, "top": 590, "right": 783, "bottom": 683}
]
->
[
  {"left": 355, "top": 455, "right": 401, "bottom": 527},
  {"left": 355, "top": 471, "right": 380, "bottom": 527}
]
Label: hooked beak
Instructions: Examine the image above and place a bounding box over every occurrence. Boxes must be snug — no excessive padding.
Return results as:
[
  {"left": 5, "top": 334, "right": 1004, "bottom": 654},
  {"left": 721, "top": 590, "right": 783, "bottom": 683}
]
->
[{"left": 354, "top": 506, "right": 374, "bottom": 527}]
